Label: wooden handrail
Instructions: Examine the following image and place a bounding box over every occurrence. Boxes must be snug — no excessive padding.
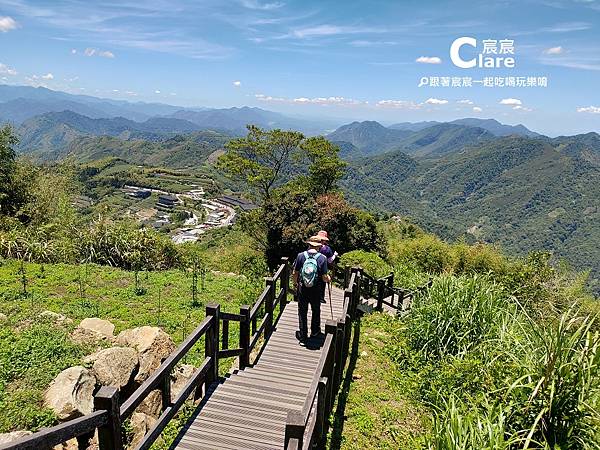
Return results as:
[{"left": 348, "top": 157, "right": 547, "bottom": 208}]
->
[
  {"left": 120, "top": 315, "right": 213, "bottom": 419},
  {"left": 0, "top": 411, "right": 108, "bottom": 450}
]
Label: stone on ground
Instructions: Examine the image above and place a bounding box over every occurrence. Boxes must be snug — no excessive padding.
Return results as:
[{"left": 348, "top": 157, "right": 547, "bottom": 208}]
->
[
  {"left": 171, "top": 364, "right": 195, "bottom": 402},
  {"left": 115, "top": 326, "right": 175, "bottom": 382},
  {"left": 130, "top": 412, "right": 158, "bottom": 448},
  {"left": 72, "top": 318, "right": 115, "bottom": 344},
  {"left": 0, "top": 431, "right": 32, "bottom": 445},
  {"left": 84, "top": 347, "right": 139, "bottom": 389},
  {"left": 44, "top": 366, "right": 97, "bottom": 420}
]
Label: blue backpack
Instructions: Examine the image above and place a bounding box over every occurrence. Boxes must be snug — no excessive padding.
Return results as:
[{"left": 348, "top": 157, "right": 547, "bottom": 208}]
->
[{"left": 301, "top": 251, "right": 322, "bottom": 288}]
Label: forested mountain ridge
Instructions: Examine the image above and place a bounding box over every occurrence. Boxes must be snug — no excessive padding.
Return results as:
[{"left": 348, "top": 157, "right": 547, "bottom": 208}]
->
[
  {"left": 341, "top": 134, "right": 600, "bottom": 292},
  {"left": 17, "top": 111, "right": 204, "bottom": 154},
  {"left": 328, "top": 119, "right": 535, "bottom": 159},
  {"left": 326, "top": 120, "right": 413, "bottom": 157},
  {"left": 27, "top": 130, "right": 231, "bottom": 168}
]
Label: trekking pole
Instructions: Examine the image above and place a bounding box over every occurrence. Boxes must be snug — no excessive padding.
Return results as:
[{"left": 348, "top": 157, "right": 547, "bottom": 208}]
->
[{"left": 328, "top": 282, "right": 334, "bottom": 320}]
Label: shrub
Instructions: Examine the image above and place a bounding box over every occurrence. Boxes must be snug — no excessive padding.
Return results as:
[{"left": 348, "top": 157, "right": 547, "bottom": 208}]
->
[
  {"left": 338, "top": 250, "right": 392, "bottom": 279},
  {"left": 450, "top": 241, "right": 508, "bottom": 276},
  {"left": 388, "top": 234, "right": 453, "bottom": 274}
]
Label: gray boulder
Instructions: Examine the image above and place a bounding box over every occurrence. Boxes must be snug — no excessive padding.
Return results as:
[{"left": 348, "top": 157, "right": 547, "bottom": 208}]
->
[
  {"left": 84, "top": 347, "right": 138, "bottom": 389},
  {"left": 72, "top": 318, "right": 115, "bottom": 345},
  {"left": 115, "top": 327, "right": 175, "bottom": 382},
  {"left": 44, "top": 366, "right": 97, "bottom": 420},
  {"left": 0, "top": 431, "right": 32, "bottom": 445}
]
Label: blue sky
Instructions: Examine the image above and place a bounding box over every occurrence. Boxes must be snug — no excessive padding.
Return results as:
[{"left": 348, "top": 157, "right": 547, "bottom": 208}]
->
[{"left": 0, "top": 0, "right": 599, "bottom": 135}]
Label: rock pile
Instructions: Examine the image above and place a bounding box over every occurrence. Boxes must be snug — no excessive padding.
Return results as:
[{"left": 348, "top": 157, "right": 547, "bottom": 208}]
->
[{"left": 37, "top": 318, "right": 195, "bottom": 448}]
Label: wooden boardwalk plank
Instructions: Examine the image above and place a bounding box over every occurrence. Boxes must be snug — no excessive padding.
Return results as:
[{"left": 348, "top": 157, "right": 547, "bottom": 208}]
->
[{"left": 172, "top": 285, "right": 347, "bottom": 450}]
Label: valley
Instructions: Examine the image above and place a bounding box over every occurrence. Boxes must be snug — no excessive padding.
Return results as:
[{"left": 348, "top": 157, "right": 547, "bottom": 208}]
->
[{"left": 3, "top": 84, "right": 599, "bottom": 292}]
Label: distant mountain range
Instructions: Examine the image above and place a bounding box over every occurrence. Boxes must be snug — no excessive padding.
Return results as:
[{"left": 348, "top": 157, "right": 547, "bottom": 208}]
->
[
  {"left": 327, "top": 119, "right": 540, "bottom": 159},
  {"left": 0, "top": 85, "right": 335, "bottom": 135},
  {"left": 3, "top": 88, "right": 598, "bottom": 292}
]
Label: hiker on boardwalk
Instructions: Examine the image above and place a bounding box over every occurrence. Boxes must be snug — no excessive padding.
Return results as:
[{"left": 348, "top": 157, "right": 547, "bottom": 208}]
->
[
  {"left": 317, "top": 230, "right": 338, "bottom": 304},
  {"left": 293, "top": 235, "right": 331, "bottom": 342}
]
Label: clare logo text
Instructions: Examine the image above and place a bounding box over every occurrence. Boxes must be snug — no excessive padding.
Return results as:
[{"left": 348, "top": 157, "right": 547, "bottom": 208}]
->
[{"left": 450, "top": 37, "right": 515, "bottom": 69}]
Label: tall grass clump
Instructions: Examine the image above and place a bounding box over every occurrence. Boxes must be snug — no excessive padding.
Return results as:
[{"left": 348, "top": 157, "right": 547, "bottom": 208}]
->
[
  {"left": 507, "top": 311, "right": 600, "bottom": 448},
  {"left": 407, "top": 275, "right": 507, "bottom": 360},
  {"left": 402, "top": 275, "right": 600, "bottom": 448}
]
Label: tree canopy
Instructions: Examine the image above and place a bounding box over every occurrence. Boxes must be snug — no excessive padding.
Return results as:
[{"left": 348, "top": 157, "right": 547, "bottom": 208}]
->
[{"left": 217, "top": 125, "right": 346, "bottom": 203}]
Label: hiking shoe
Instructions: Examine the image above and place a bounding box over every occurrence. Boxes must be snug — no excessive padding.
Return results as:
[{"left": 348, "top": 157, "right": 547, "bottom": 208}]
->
[
  {"left": 295, "top": 331, "right": 307, "bottom": 342},
  {"left": 320, "top": 298, "right": 326, "bottom": 304}
]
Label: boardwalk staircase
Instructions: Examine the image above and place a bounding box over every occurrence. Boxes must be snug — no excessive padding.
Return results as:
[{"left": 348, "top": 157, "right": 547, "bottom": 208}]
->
[{"left": 1, "top": 260, "right": 430, "bottom": 450}]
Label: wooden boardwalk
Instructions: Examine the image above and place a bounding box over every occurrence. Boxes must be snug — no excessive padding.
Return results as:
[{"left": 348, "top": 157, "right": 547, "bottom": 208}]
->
[{"left": 171, "top": 286, "right": 347, "bottom": 450}]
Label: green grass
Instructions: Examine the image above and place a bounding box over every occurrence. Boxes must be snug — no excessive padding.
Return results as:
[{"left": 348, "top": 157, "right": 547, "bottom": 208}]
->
[
  {"left": 0, "top": 258, "right": 262, "bottom": 434},
  {"left": 328, "top": 313, "right": 428, "bottom": 449}
]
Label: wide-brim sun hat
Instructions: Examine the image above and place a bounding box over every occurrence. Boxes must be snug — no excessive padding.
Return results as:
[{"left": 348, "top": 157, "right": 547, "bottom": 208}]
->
[
  {"left": 317, "top": 230, "right": 329, "bottom": 241},
  {"left": 306, "top": 236, "right": 323, "bottom": 247}
]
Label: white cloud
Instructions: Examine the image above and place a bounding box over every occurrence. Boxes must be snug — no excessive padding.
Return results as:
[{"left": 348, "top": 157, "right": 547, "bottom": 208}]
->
[
  {"left": 240, "top": 0, "right": 284, "bottom": 10},
  {"left": 577, "top": 106, "right": 600, "bottom": 114},
  {"left": 513, "top": 105, "right": 533, "bottom": 112},
  {"left": 416, "top": 56, "right": 442, "bottom": 64},
  {"left": 41, "top": 73, "right": 54, "bottom": 80},
  {"left": 500, "top": 98, "right": 522, "bottom": 106},
  {"left": 154, "top": 90, "right": 161, "bottom": 94},
  {"left": 543, "top": 46, "right": 564, "bottom": 55},
  {"left": 350, "top": 40, "right": 398, "bottom": 47},
  {"left": 233, "top": 80, "right": 242, "bottom": 87},
  {"left": 0, "top": 16, "right": 18, "bottom": 33},
  {"left": 291, "top": 25, "right": 382, "bottom": 39},
  {"left": 473, "top": 106, "right": 483, "bottom": 112},
  {"left": 457, "top": 99, "right": 474, "bottom": 105},
  {"left": 83, "top": 48, "right": 115, "bottom": 58},
  {"left": 375, "top": 100, "right": 421, "bottom": 110},
  {"left": 425, "top": 98, "right": 448, "bottom": 105},
  {"left": 0, "top": 63, "right": 17, "bottom": 76},
  {"left": 255, "top": 93, "right": 364, "bottom": 106},
  {"left": 125, "top": 91, "right": 137, "bottom": 96}
]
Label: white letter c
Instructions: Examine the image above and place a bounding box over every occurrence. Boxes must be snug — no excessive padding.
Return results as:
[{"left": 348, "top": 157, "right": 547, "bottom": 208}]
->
[{"left": 450, "top": 37, "right": 476, "bottom": 69}]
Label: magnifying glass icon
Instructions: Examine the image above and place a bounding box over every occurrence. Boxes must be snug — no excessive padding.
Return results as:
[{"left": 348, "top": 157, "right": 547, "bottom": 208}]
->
[{"left": 418, "top": 77, "right": 429, "bottom": 87}]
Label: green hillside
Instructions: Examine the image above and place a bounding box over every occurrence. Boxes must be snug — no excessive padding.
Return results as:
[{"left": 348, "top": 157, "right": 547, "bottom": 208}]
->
[{"left": 342, "top": 135, "right": 600, "bottom": 292}]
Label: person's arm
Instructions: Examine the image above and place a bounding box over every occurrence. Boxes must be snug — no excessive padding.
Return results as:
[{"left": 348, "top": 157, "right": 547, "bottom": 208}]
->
[
  {"left": 292, "top": 254, "right": 301, "bottom": 293},
  {"left": 321, "top": 257, "right": 331, "bottom": 283}
]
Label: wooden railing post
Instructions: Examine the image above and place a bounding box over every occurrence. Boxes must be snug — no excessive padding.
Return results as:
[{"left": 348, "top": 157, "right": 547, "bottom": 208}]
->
[
  {"left": 285, "top": 411, "right": 304, "bottom": 449},
  {"left": 205, "top": 304, "right": 220, "bottom": 385},
  {"left": 239, "top": 305, "right": 250, "bottom": 369},
  {"left": 376, "top": 279, "right": 385, "bottom": 311},
  {"left": 94, "top": 386, "right": 123, "bottom": 450},
  {"left": 315, "top": 377, "right": 328, "bottom": 447},
  {"left": 280, "top": 257, "right": 290, "bottom": 307},
  {"left": 160, "top": 374, "right": 171, "bottom": 411},
  {"left": 343, "top": 266, "right": 351, "bottom": 289},
  {"left": 335, "top": 319, "right": 345, "bottom": 394},
  {"left": 265, "top": 277, "right": 275, "bottom": 338},
  {"left": 324, "top": 320, "right": 337, "bottom": 414}
]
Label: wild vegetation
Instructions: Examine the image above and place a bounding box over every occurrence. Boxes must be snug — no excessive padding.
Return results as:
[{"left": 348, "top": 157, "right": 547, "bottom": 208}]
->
[
  {"left": 330, "top": 220, "right": 600, "bottom": 449},
  {"left": 2, "top": 120, "right": 599, "bottom": 449}
]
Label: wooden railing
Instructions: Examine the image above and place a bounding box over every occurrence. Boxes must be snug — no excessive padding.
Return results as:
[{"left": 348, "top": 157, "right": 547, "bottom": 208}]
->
[
  {"left": 284, "top": 268, "right": 361, "bottom": 449},
  {"left": 1, "top": 257, "right": 291, "bottom": 450},
  {"left": 2, "top": 258, "right": 430, "bottom": 450}
]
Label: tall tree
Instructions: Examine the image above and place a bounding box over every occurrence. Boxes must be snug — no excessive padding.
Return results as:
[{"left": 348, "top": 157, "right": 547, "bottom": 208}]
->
[
  {"left": 217, "top": 125, "right": 304, "bottom": 203},
  {"left": 301, "top": 136, "right": 347, "bottom": 195},
  {"left": 0, "top": 125, "right": 22, "bottom": 216}
]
